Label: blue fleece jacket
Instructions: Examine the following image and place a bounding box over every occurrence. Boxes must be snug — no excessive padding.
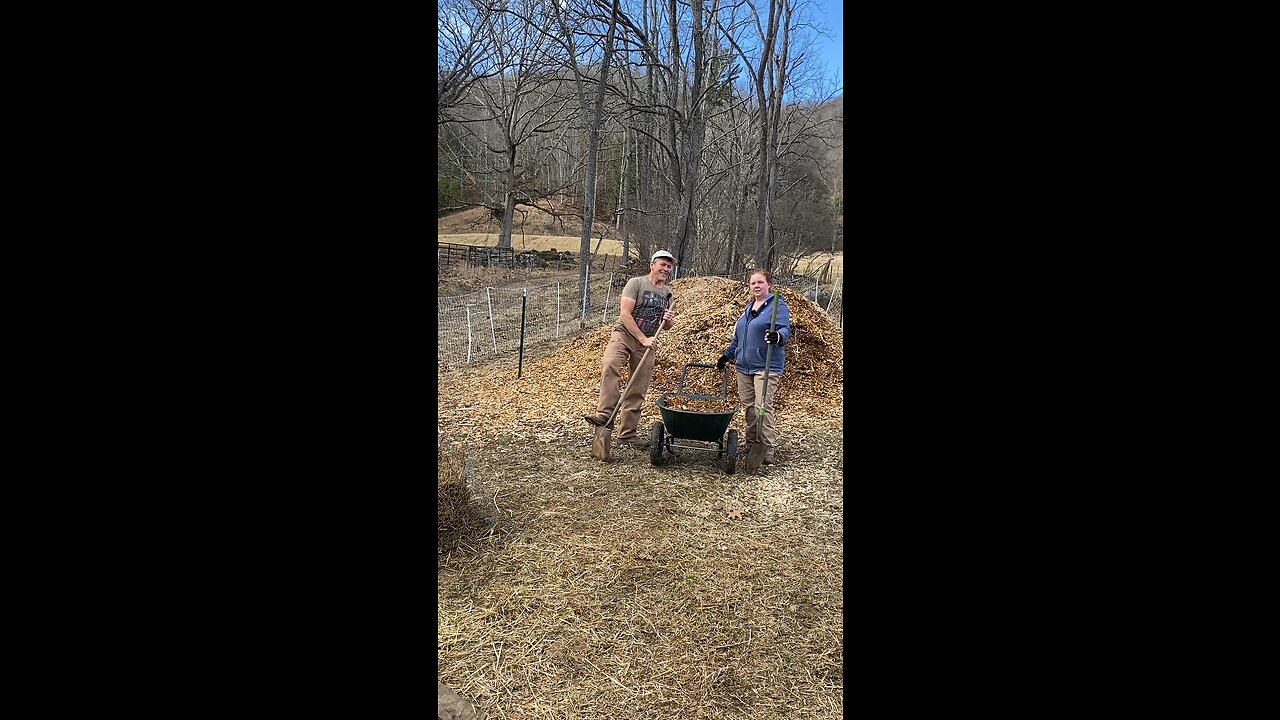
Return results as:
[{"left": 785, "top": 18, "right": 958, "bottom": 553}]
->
[{"left": 723, "top": 292, "right": 791, "bottom": 375}]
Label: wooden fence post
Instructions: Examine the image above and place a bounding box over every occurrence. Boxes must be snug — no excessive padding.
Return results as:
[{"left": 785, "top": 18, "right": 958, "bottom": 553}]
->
[
  {"left": 465, "top": 305, "right": 474, "bottom": 364},
  {"left": 486, "top": 288, "right": 497, "bottom": 353}
]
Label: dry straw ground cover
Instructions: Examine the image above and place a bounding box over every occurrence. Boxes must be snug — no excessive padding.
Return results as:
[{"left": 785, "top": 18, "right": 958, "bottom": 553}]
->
[{"left": 438, "top": 276, "right": 844, "bottom": 720}]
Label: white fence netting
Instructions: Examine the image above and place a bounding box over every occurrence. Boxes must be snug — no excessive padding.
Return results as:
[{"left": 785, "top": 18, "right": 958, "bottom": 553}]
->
[{"left": 438, "top": 273, "right": 622, "bottom": 372}]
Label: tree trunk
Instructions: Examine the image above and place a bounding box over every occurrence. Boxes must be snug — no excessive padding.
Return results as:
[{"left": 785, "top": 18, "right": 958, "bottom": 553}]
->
[
  {"left": 616, "top": 125, "right": 628, "bottom": 232},
  {"left": 500, "top": 143, "right": 516, "bottom": 250},
  {"left": 638, "top": 32, "right": 656, "bottom": 264},
  {"left": 764, "top": 0, "right": 793, "bottom": 269},
  {"left": 620, "top": 123, "right": 632, "bottom": 261},
  {"left": 752, "top": 0, "right": 782, "bottom": 270},
  {"left": 729, "top": 178, "right": 749, "bottom": 276},
  {"left": 577, "top": 0, "right": 621, "bottom": 319},
  {"left": 664, "top": 0, "right": 683, "bottom": 258},
  {"left": 672, "top": 0, "right": 708, "bottom": 274}
]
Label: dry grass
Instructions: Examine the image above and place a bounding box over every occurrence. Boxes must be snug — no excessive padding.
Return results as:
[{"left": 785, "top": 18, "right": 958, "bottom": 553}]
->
[
  {"left": 437, "top": 416, "right": 843, "bottom": 720},
  {"left": 793, "top": 252, "right": 844, "bottom": 281},
  {"left": 440, "top": 233, "right": 630, "bottom": 258},
  {"left": 438, "top": 276, "right": 844, "bottom": 720},
  {"left": 438, "top": 443, "right": 501, "bottom": 554},
  {"left": 439, "top": 204, "right": 628, "bottom": 257}
]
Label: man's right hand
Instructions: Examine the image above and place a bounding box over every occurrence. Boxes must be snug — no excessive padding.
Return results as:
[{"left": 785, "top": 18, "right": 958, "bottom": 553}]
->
[{"left": 716, "top": 354, "right": 732, "bottom": 370}]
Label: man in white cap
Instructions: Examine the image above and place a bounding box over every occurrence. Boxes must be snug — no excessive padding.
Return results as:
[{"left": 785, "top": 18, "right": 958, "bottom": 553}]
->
[{"left": 583, "top": 250, "right": 677, "bottom": 449}]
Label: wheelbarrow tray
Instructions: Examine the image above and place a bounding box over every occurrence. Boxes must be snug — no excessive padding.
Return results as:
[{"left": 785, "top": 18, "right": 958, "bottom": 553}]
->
[
  {"left": 656, "top": 393, "right": 737, "bottom": 442},
  {"left": 651, "top": 363, "right": 740, "bottom": 474}
]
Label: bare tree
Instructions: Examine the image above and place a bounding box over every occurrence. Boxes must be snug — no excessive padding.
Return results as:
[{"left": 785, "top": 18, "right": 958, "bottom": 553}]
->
[
  {"left": 442, "top": 0, "right": 577, "bottom": 248},
  {"left": 438, "top": 0, "right": 503, "bottom": 122},
  {"left": 437, "top": 0, "right": 843, "bottom": 276},
  {"left": 717, "top": 0, "right": 790, "bottom": 269},
  {"left": 552, "top": 0, "right": 624, "bottom": 321},
  {"left": 669, "top": 0, "right": 710, "bottom": 272}
]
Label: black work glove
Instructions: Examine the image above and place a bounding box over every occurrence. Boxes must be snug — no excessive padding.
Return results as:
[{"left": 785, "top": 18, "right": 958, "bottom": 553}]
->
[
  {"left": 764, "top": 330, "right": 781, "bottom": 345},
  {"left": 715, "top": 354, "right": 732, "bottom": 370}
]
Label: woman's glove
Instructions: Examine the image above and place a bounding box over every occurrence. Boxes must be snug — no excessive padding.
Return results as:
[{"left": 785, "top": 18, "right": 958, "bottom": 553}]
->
[
  {"left": 715, "top": 354, "right": 732, "bottom": 370},
  {"left": 764, "top": 330, "right": 781, "bottom": 345}
]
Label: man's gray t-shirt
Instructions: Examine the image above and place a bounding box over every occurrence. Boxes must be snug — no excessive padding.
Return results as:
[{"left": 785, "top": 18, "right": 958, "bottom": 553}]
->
[{"left": 615, "top": 277, "right": 672, "bottom": 338}]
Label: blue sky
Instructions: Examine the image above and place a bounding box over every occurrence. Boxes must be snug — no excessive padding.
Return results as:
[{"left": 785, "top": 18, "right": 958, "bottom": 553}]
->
[{"left": 809, "top": 0, "right": 843, "bottom": 91}]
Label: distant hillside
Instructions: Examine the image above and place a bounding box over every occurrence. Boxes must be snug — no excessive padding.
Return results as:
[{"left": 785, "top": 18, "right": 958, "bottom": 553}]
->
[{"left": 439, "top": 203, "right": 618, "bottom": 241}]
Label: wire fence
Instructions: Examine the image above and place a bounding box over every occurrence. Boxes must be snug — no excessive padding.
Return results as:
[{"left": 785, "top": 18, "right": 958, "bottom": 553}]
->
[
  {"left": 438, "top": 272, "right": 622, "bottom": 372},
  {"left": 668, "top": 266, "right": 844, "bottom": 329},
  {"left": 438, "top": 266, "right": 842, "bottom": 373},
  {"left": 765, "top": 273, "right": 844, "bottom": 324}
]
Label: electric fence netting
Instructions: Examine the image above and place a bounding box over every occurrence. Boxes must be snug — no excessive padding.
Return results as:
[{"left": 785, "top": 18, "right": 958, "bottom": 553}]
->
[{"left": 437, "top": 273, "right": 624, "bottom": 372}]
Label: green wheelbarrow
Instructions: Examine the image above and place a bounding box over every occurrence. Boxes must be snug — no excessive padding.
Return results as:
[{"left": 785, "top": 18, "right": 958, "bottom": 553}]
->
[{"left": 650, "top": 363, "right": 740, "bottom": 474}]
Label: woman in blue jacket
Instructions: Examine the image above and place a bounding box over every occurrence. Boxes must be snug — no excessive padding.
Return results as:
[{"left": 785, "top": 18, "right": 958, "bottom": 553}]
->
[{"left": 716, "top": 269, "right": 792, "bottom": 465}]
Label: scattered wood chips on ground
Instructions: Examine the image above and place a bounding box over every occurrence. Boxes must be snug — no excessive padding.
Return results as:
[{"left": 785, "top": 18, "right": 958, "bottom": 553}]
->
[{"left": 438, "top": 276, "right": 844, "bottom": 720}]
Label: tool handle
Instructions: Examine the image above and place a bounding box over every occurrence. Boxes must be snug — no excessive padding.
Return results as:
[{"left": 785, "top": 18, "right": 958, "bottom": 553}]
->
[{"left": 756, "top": 293, "right": 781, "bottom": 425}]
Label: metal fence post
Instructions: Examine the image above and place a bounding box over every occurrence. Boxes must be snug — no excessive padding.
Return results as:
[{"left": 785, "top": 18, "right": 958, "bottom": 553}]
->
[{"left": 518, "top": 289, "right": 527, "bottom": 379}]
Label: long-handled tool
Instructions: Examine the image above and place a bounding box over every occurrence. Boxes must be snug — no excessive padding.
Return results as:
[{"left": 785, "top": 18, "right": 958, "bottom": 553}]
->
[
  {"left": 591, "top": 295, "right": 674, "bottom": 462},
  {"left": 742, "top": 293, "right": 780, "bottom": 473}
]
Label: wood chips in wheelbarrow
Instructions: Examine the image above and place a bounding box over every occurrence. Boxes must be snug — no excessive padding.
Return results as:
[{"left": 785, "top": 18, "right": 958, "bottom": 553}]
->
[{"left": 662, "top": 396, "right": 736, "bottom": 413}]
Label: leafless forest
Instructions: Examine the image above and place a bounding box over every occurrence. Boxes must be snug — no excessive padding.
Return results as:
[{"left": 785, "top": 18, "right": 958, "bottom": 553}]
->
[{"left": 439, "top": 0, "right": 843, "bottom": 316}]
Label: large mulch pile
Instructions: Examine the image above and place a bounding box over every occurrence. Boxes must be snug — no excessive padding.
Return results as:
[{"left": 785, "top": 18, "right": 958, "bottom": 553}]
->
[{"left": 437, "top": 276, "right": 844, "bottom": 720}]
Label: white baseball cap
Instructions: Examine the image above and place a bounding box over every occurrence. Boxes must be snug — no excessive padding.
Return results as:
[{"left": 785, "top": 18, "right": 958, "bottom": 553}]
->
[{"left": 651, "top": 250, "right": 675, "bottom": 262}]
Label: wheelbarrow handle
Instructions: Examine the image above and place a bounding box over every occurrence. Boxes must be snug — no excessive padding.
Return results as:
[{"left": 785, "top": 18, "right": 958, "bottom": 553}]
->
[{"left": 678, "top": 362, "right": 732, "bottom": 401}]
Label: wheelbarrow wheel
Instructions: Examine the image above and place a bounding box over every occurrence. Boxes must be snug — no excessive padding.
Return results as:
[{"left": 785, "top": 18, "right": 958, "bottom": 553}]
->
[
  {"left": 725, "top": 429, "right": 739, "bottom": 474},
  {"left": 650, "top": 422, "right": 665, "bottom": 466}
]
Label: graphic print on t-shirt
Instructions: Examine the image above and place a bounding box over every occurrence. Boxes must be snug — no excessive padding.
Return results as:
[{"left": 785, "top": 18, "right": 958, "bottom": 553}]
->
[{"left": 634, "top": 290, "right": 667, "bottom": 337}]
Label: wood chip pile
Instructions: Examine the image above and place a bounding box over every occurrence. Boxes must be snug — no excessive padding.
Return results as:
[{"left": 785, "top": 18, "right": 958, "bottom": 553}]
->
[{"left": 646, "top": 277, "right": 843, "bottom": 415}]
